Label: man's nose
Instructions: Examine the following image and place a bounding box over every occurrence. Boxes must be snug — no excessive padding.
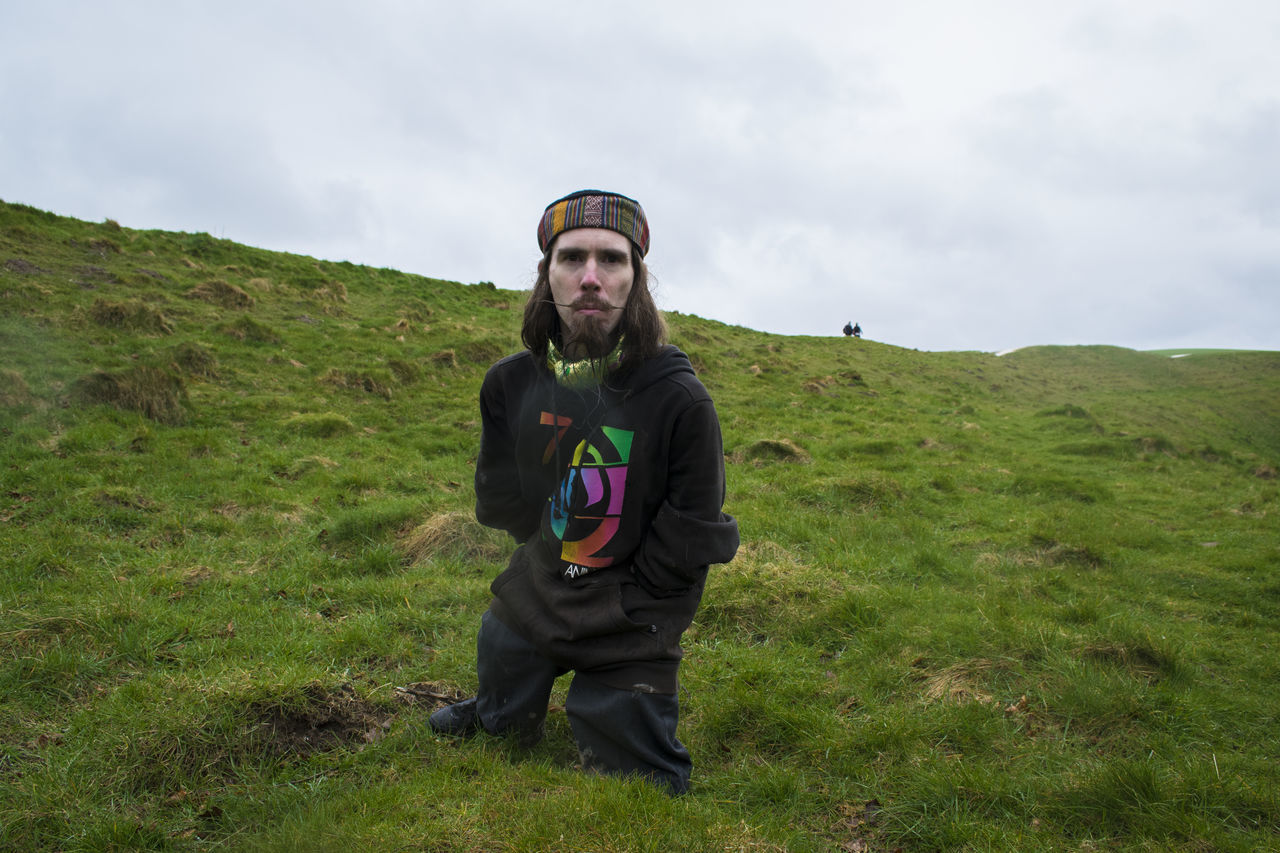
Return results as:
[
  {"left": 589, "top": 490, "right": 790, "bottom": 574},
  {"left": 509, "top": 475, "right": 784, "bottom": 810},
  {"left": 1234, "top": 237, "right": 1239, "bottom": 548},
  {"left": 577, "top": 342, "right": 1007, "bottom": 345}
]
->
[{"left": 581, "top": 260, "right": 601, "bottom": 287}]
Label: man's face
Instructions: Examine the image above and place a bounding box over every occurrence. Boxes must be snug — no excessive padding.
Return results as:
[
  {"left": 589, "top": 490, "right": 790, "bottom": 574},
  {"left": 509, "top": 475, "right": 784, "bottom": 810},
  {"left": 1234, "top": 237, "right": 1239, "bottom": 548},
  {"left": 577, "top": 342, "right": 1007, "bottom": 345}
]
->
[{"left": 547, "top": 228, "right": 634, "bottom": 344}]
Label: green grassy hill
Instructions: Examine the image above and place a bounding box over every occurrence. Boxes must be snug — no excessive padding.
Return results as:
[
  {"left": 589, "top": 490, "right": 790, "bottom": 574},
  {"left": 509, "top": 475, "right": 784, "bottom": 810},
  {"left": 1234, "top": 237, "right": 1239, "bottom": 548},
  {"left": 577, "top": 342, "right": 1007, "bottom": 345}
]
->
[{"left": 2, "top": 199, "right": 1278, "bottom": 851}]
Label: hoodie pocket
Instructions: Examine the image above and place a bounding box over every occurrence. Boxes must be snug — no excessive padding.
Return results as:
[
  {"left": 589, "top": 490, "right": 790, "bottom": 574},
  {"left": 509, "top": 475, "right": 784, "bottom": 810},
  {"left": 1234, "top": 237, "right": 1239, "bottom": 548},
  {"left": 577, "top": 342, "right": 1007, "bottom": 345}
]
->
[
  {"left": 553, "top": 576, "right": 647, "bottom": 641},
  {"left": 492, "top": 548, "right": 647, "bottom": 645}
]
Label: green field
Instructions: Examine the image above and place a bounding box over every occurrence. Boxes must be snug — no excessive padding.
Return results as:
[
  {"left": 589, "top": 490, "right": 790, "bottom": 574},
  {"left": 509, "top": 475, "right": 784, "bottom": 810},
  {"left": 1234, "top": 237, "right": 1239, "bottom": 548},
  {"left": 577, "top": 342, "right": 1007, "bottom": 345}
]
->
[{"left": 2, "top": 199, "right": 1278, "bottom": 851}]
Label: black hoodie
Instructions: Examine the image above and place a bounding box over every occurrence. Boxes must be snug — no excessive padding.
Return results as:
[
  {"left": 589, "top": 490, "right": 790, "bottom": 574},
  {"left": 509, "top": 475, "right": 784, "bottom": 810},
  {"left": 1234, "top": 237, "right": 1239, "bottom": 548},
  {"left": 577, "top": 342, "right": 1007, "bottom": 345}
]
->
[{"left": 474, "top": 345, "right": 739, "bottom": 693}]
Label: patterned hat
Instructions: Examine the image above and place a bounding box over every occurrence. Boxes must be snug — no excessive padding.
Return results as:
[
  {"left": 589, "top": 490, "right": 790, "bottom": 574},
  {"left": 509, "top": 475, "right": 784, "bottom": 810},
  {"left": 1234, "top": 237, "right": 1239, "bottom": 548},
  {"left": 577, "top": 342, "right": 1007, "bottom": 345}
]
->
[{"left": 537, "top": 189, "right": 650, "bottom": 257}]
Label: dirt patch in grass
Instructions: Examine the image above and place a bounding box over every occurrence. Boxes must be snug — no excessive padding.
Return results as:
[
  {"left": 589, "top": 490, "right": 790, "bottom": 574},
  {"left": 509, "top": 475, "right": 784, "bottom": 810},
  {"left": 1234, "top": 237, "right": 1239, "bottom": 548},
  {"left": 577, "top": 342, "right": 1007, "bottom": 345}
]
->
[
  {"left": 118, "top": 683, "right": 398, "bottom": 794},
  {"left": 831, "top": 800, "right": 884, "bottom": 853},
  {"left": 4, "top": 257, "right": 45, "bottom": 274},
  {"left": 248, "top": 684, "right": 392, "bottom": 756},
  {"left": 1030, "top": 535, "right": 1106, "bottom": 569},
  {"left": 399, "top": 511, "right": 508, "bottom": 564},
  {"left": 320, "top": 368, "right": 393, "bottom": 399},
  {"left": 134, "top": 267, "right": 171, "bottom": 283},
  {"left": 76, "top": 263, "right": 122, "bottom": 284}
]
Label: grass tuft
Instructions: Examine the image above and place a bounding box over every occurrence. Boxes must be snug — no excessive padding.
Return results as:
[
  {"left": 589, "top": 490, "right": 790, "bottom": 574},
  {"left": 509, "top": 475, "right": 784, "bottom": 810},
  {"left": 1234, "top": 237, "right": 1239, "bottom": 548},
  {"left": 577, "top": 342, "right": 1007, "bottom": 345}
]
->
[
  {"left": 86, "top": 297, "right": 174, "bottom": 334},
  {"left": 399, "top": 511, "right": 509, "bottom": 564},
  {"left": 734, "top": 438, "right": 809, "bottom": 463},
  {"left": 321, "top": 368, "right": 394, "bottom": 399},
  {"left": 430, "top": 349, "right": 459, "bottom": 368},
  {"left": 70, "top": 365, "right": 189, "bottom": 424},
  {"left": 0, "top": 367, "right": 31, "bottom": 405},
  {"left": 186, "top": 278, "right": 254, "bottom": 309},
  {"left": 918, "top": 659, "right": 1001, "bottom": 706},
  {"left": 283, "top": 412, "right": 355, "bottom": 437},
  {"left": 166, "top": 341, "right": 220, "bottom": 379},
  {"left": 221, "top": 315, "right": 281, "bottom": 344}
]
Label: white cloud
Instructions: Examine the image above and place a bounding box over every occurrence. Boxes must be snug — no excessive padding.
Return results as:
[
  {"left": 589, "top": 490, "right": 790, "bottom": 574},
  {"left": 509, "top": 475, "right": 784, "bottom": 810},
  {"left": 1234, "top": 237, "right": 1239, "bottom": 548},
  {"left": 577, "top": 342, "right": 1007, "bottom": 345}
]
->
[{"left": 2, "top": 0, "right": 1278, "bottom": 352}]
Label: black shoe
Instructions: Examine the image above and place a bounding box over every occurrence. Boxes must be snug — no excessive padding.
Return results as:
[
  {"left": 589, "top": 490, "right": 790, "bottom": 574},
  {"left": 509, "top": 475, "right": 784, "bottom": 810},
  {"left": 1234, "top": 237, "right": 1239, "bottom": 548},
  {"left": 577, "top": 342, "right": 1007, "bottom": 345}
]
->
[{"left": 429, "top": 698, "right": 482, "bottom": 737}]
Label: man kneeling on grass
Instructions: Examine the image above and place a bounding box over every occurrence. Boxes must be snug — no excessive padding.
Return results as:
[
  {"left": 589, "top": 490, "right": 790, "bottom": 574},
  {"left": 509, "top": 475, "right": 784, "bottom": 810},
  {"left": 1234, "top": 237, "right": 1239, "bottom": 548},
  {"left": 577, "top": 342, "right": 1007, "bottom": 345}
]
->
[{"left": 429, "top": 189, "right": 739, "bottom": 794}]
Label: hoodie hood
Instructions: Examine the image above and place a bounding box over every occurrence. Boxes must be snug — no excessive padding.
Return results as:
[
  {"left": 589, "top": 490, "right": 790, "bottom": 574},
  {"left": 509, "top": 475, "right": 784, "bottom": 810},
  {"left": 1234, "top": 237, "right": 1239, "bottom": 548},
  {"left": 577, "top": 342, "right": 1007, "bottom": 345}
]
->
[{"left": 617, "top": 345, "right": 696, "bottom": 395}]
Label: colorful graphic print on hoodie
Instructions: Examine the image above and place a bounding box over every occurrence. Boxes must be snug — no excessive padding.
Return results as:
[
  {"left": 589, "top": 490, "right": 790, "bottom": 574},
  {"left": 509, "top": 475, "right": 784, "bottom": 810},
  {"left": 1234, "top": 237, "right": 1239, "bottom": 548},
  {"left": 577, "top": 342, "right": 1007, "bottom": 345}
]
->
[{"left": 545, "top": 416, "right": 633, "bottom": 573}]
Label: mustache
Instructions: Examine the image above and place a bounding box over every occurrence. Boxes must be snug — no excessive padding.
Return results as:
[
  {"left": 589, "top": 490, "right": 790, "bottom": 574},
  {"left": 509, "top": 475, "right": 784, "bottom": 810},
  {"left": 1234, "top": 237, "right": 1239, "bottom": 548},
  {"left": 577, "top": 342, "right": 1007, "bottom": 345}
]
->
[{"left": 544, "top": 296, "right": 623, "bottom": 312}]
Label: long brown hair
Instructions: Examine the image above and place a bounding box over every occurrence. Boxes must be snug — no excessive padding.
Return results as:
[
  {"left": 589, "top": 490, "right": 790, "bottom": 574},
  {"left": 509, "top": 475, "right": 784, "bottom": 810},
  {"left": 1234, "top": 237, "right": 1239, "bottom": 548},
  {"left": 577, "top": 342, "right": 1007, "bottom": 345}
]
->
[{"left": 521, "top": 239, "right": 667, "bottom": 367}]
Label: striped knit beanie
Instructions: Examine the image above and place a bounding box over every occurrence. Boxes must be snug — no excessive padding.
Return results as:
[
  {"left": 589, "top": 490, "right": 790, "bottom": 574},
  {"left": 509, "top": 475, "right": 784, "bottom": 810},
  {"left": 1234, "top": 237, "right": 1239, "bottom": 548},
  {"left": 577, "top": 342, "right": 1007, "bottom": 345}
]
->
[{"left": 537, "top": 189, "right": 650, "bottom": 257}]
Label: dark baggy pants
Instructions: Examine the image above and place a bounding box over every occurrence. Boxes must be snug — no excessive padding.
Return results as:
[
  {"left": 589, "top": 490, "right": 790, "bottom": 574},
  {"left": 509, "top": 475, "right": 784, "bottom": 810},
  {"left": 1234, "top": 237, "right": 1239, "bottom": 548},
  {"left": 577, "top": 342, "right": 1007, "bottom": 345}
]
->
[{"left": 474, "top": 610, "right": 692, "bottom": 794}]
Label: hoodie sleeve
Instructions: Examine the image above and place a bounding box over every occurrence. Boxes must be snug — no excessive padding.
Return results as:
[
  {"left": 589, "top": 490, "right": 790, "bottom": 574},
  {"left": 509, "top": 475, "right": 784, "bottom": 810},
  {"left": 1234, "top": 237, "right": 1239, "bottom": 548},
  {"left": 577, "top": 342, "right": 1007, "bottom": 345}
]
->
[
  {"left": 474, "top": 365, "right": 541, "bottom": 543},
  {"left": 631, "top": 397, "right": 739, "bottom": 594}
]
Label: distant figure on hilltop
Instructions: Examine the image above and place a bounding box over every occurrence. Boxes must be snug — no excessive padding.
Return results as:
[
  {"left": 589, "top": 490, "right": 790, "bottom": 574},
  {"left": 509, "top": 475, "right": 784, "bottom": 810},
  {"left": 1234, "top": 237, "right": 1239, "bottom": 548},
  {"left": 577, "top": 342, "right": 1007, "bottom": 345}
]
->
[
  {"left": 428, "top": 189, "right": 739, "bottom": 796},
  {"left": 842, "top": 321, "right": 862, "bottom": 338}
]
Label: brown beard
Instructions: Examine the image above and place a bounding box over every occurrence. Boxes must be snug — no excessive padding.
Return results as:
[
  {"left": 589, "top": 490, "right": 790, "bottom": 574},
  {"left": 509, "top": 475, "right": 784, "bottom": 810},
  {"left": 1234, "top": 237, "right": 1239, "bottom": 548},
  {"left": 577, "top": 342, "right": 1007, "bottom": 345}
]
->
[{"left": 561, "top": 312, "right": 617, "bottom": 360}]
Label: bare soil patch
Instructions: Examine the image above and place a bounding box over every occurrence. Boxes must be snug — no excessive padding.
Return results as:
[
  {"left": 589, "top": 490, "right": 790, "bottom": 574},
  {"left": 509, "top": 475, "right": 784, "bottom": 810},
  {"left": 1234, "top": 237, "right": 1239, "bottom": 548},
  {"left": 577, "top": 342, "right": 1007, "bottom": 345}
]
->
[
  {"left": 249, "top": 684, "right": 392, "bottom": 755},
  {"left": 4, "top": 257, "right": 44, "bottom": 274}
]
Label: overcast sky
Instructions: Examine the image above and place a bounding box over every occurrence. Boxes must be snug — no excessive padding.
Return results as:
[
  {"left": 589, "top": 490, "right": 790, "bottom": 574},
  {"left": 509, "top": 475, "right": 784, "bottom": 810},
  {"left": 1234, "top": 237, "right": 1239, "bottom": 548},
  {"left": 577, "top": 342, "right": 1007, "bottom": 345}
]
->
[{"left": 3, "top": 1, "right": 1278, "bottom": 352}]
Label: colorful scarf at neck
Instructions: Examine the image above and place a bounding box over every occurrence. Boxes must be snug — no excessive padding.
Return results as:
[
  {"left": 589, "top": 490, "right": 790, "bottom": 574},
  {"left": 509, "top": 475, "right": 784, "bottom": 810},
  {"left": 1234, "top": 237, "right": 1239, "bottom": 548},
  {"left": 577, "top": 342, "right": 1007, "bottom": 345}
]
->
[{"left": 546, "top": 336, "right": 625, "bottom": 389}]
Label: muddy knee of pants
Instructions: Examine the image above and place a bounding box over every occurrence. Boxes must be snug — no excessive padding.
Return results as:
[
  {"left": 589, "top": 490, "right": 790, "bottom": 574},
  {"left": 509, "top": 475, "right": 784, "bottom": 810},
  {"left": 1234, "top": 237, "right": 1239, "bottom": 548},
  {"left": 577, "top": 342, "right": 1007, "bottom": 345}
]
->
[{"left": 475, "top": 611, "right": 561, "bottom": 739}]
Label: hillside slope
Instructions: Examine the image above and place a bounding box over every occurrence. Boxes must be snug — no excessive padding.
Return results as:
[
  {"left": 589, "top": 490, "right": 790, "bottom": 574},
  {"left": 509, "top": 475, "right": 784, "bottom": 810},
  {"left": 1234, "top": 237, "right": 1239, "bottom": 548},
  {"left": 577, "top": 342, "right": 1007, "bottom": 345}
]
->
[{"left": 2, "top": 200, "right": 1278, "bottom": 851}]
